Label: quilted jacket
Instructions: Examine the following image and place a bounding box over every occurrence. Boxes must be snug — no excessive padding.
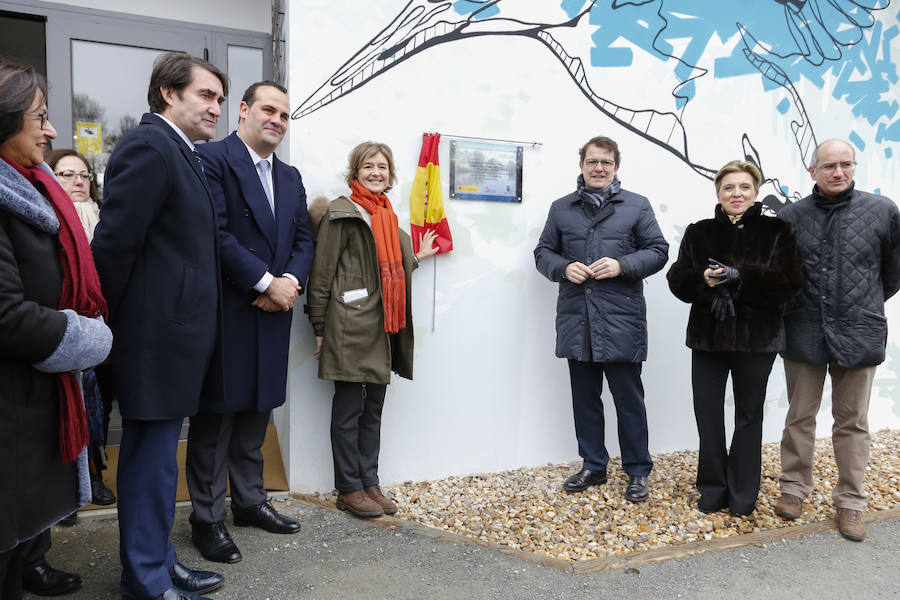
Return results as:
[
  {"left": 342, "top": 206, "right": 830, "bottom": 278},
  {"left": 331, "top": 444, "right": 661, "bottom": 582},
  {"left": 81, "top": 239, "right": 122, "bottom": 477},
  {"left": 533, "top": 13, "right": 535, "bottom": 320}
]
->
[
  {"left": 534, "top": 187, "right": 668, "bottom": 362},
  {"left": 777, "top": 187, "right": 900, "bottom": 368}
]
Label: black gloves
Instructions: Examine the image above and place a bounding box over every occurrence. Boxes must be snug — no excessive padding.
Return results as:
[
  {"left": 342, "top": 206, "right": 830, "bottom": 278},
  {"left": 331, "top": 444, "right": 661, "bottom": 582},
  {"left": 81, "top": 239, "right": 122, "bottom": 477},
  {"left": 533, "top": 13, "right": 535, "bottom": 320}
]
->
[
  {"left": 707, "top": 258, "right": 740, "bottom": 286},
  {"left": 710, "top": 287, "right": 735, "bottom": 321}
]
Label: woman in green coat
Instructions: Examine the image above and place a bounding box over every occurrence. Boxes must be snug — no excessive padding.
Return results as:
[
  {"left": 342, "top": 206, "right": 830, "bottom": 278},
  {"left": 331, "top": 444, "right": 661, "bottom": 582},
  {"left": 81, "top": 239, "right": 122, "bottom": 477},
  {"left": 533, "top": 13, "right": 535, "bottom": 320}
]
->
[{"left": 306, "top": 141, "right": 437, "bottom": 517}]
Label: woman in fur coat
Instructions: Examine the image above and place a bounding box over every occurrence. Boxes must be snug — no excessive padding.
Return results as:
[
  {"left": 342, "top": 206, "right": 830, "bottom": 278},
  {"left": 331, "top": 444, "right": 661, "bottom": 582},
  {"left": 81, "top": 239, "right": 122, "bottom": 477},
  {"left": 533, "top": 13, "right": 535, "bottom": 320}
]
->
[{"left": 667, "top": 160, "right": 801, "bottom": 516}]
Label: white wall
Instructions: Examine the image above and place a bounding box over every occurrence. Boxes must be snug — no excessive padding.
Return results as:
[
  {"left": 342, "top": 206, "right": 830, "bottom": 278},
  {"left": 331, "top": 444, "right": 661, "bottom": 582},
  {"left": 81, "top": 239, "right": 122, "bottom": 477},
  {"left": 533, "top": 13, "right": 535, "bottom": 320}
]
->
[
  {"left": 283, "top": 0, "right": 900, "bottom": 492},
  {"left": 47, "top": 0, "right": 271, "bottom": 33}
]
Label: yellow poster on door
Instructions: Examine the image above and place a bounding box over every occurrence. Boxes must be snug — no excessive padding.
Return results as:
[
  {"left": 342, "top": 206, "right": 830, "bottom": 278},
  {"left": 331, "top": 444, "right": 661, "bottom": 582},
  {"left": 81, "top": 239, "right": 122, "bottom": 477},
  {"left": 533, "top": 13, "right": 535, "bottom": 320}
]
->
[{"left": 76, "top": 122, "right": 102, "bottom": 155}]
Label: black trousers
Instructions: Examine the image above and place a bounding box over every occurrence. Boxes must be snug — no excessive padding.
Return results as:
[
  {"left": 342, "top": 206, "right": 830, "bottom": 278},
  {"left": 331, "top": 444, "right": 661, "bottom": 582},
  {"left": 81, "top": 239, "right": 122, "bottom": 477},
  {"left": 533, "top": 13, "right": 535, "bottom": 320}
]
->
[
  {"left": 18, "top": 529, "right": 49, "bottom": 567},
  {"left": 691, "top": 350, "right": 776, "bottom": 514},
  {"left": 568, "top": 360, "right": 652, "bottom": 476},
  {"left": 2, "top": 526, "right": 53, "bottom": 599},
  {"left": 187, "top": 409, "right": 271, "bottom": 523},
  {"left": 330, "top": 381, "right": 387, "bottom": 493}
]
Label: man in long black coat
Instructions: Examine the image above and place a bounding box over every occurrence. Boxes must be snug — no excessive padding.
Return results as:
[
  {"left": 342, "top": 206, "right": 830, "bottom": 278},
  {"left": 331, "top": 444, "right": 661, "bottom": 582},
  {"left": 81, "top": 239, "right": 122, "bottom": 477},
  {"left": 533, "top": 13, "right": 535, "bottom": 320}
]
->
[
  {"left": 92, "top": 53, "right": 228, "bottom": 600},
  {"left": 186, "top": 82, "right": 314, "bottom": 563}
]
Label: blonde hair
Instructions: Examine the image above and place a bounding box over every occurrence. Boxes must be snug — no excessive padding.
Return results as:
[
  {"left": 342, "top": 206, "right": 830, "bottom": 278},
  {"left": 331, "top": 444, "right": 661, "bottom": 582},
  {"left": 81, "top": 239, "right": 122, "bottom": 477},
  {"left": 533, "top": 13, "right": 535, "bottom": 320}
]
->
[
  {"left": 344, "top": 141, "right": 397, "bottom": 192},
  {"left": 714, "top": 160, "right": 762, "bottom": 192}
]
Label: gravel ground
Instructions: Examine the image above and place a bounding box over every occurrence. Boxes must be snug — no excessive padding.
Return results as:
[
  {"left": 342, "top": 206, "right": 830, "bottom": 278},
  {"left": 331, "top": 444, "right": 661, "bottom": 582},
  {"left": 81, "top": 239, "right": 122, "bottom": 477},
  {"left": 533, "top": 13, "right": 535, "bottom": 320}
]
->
[{"left": 320, "top": 430, "right": 900, "bottom": 562}]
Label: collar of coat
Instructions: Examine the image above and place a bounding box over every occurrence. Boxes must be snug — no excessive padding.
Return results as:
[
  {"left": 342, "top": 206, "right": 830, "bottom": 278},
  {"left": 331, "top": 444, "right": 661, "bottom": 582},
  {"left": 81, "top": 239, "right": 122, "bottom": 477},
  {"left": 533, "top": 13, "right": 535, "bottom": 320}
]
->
[
  {"left": 0, "top": 158, "right": 60, "bottom": 233},
  {"left": 326, "top": 195, "right": 367, "bottom": 221},
  {"left": 714, "top": 201, "right": 763, "bottom": 225}
]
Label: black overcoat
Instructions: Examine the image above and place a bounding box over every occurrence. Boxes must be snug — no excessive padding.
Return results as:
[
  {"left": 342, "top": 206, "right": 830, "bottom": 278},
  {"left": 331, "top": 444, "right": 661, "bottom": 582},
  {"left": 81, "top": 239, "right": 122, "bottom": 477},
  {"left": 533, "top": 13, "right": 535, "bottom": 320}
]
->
[
  {"left": 92, "top": 114, "right": 224, "bottom": 419},
  {"left": 0, "top": 161, "right": 75, "bottom": 552}
]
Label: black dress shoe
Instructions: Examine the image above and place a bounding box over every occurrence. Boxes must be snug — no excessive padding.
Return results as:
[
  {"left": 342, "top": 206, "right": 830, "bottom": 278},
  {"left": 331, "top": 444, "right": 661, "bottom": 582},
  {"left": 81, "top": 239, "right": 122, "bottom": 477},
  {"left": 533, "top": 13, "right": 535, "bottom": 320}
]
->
[
  {"left": 91, "top": 472, "right": 117, "bottom": 505},
  {"left": 189, "top": 516, "right": 242, "bottom": 564},
  {"left": 232, "top": 501, "right": 301, "bottom": 534},
  {"left": 123, "top": 587, "right": 212, "bottom": 600},
  {"left": 625, "top": 475, "right": 650, "bottom": 502},
  {"left": 563, "top": 468, "right": 607, "bottom": 492},
  {"left": 22, "top": 558, "right": 82, "bottom": 596},
  {"left": 169, "top": 562, "right": 224, "bottom": 595}
]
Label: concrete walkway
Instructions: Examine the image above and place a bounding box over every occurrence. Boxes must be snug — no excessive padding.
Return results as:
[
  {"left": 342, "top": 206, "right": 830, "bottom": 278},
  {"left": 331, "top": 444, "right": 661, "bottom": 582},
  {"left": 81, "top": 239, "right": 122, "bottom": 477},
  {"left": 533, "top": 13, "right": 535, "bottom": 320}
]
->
[{"left": 30, "top": 497, "right": 900, "bottom": 600}]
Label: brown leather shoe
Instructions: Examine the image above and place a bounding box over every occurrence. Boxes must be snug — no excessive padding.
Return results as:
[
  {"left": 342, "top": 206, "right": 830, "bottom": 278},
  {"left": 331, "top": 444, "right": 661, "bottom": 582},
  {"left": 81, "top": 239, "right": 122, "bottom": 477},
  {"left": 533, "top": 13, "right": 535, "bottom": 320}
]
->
[
  {"left": 774, "top": 493, "right": 803, "bottom": 520},
  {"left": 836, "top": 508, "right": 866, "bottom": 541},
  {"left": 336, "top": 489, "right": 384, "bottom": 517},
  {"left": 364, "top": 485, "right": 398, "bottom": 515}
]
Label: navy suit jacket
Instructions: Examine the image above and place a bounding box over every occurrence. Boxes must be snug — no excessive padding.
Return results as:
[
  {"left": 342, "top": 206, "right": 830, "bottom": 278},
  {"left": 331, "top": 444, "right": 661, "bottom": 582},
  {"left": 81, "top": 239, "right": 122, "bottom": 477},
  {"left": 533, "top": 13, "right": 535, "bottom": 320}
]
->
[
  {"left": 198, "top": 131, "right": 314, "bottom": 412},
  {"left": 92, "top": 113, "right": 224, "bottom": 419}
]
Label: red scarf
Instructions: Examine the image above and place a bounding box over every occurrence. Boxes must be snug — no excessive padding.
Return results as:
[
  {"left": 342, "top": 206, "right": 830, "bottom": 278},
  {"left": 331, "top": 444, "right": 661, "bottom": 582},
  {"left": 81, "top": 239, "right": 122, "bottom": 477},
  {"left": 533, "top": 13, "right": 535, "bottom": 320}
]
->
[
  {"left": 2, "top": 155, "right": 108, "bottom": 463},
  {"left": 349, "top": 180, "right": 406, "bottom": 333}
]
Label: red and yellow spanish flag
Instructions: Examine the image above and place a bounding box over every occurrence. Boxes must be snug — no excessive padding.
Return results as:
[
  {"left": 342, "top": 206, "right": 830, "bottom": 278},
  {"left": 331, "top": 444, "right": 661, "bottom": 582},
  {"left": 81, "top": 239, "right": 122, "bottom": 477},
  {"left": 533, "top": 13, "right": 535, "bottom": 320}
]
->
[{"left": 411, "top": 133, "right": 452, "bottom": 254}]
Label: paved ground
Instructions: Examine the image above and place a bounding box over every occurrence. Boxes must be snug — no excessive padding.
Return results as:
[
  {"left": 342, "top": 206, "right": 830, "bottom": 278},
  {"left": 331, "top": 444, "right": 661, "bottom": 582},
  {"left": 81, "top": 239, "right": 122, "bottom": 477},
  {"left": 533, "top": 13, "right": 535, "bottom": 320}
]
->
[{"left": 30, "top": 497, "right": 900, "bottom": 600}]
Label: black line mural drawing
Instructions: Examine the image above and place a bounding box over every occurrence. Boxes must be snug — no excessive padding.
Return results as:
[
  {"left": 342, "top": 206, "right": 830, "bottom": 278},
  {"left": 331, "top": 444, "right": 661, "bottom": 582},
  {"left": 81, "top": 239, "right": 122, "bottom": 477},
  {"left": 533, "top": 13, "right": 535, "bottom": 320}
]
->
[{"left": 293, "top": 0, "right": 897, "bottom": 211}]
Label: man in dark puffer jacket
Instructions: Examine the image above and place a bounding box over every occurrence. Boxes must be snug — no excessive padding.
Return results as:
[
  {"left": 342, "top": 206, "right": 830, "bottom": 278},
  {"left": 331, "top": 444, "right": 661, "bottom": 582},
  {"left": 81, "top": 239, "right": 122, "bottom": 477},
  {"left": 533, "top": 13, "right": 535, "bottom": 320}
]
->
[
  {"left": 534, "top": 136, "right": 668, "bottom": 503},
  {"left": 774, "top": 138, "right": 900, "bottom": 542}
]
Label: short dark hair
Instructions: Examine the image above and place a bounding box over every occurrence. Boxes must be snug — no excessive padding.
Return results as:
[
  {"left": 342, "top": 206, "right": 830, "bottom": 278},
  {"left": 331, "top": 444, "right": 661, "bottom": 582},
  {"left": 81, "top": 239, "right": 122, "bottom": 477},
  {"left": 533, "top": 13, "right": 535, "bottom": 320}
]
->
[
  {"left": 579, "top": 136, "right": 620, "bottom": 166},
  {"left": 46, "top": 148, "right": 101, "bottom": 205},
  {"left": 241, "top": 81, "right": 288, "bottom": 106},
  {"left": 0, "top": 58, "right": 48, "bottom": 146},
  {"left": 147, "top": 52, "right": 229, "bottom": 113}
]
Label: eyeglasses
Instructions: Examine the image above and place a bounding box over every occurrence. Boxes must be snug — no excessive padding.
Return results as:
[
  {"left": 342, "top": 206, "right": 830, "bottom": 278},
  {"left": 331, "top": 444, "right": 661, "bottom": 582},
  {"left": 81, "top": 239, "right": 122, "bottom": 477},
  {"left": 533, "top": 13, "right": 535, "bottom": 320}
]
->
[
  {"left": 55, "top": 170, "right": 94, "bottom": 182},
  {"left": 24, "top": 111, "right": 49, "bottom": 129},
  {"left": 583, "top": 159, "right": 616, "bottom": 169},
  {"left": 815, "top": 161, "right": 857, "bottom": 173}
]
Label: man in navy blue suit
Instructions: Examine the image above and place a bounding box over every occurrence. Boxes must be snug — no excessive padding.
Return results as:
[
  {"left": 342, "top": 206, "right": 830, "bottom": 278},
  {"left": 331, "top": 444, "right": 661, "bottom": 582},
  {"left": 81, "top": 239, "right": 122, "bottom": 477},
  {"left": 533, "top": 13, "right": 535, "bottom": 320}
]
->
[
  {"left": 186, "top": 82, "right": 314, "bottom": 563},
  {"left": 92, "top": 53, "right": 228, "bottom": 600}
]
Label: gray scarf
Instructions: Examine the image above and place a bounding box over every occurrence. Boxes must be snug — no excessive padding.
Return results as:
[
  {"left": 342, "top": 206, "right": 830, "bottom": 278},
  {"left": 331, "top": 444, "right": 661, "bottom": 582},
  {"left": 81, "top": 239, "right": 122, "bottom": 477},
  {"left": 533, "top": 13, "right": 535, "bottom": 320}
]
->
[{"left": 577, "top": 173, "right": 620, "bottom": 208}]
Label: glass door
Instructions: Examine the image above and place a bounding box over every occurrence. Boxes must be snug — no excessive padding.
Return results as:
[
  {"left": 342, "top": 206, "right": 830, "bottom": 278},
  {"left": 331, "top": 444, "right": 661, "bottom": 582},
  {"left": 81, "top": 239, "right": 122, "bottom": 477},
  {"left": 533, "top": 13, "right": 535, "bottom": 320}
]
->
[{"left": 70, "top": 41, "right": 169, "bottom": 184}]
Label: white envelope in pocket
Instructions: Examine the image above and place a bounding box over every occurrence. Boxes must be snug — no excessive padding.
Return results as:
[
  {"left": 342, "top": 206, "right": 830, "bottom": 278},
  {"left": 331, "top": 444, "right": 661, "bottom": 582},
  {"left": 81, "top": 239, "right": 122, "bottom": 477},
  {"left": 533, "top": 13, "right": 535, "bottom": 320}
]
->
[{"left": 341, "top": 288, "right": 369, "bottom": 303}]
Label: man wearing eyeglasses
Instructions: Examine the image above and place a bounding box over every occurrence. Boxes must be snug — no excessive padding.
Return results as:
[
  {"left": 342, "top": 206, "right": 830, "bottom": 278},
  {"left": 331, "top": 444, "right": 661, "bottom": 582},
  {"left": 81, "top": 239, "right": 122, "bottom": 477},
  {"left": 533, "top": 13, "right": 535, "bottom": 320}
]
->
[
  {"left": 774, "top": 138, "right": 900, "bottom": 541},
  {"left": 534, "top": 136, "right": 668, "bottom": 502}
]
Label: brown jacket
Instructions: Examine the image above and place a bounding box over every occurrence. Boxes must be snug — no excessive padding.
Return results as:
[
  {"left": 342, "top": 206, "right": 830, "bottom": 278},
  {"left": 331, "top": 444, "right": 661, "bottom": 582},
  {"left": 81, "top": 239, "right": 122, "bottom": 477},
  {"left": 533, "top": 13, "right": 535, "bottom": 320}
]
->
[{"left": 306, "top": 195, "right": 415, "bottom": 384}]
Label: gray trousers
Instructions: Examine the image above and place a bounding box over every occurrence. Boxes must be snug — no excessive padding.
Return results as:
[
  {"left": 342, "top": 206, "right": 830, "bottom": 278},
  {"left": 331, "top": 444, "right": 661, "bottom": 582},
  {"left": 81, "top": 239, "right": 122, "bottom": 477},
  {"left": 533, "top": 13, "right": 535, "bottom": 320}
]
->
[
  {"left": 331, "top": 381, "right": 387, "bottom": 493},
  {"left": 779, "top": 359, "right": 876, "bottom": 511},
  {"left": 186, "top": 410, "right": 271, "bottom": 523}
]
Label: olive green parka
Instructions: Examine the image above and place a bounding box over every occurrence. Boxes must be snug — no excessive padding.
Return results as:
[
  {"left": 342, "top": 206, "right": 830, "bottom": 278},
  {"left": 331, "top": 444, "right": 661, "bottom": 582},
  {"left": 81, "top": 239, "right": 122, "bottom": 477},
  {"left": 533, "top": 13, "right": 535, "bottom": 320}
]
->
[{"left": 306, "top": 196, "right": 416, "bottom": 384}]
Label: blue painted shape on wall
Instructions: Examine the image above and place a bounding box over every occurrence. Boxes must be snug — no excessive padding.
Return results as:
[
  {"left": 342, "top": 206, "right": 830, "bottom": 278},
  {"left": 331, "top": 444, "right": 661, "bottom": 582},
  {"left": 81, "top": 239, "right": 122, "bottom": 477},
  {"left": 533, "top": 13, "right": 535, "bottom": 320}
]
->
[
  {"left": 849, "top": 131, "right": 866, "bottom": 151},
  {"left": 453, "top": 0, "right": 499, "bottom": 18},
  {"left": 563, "top": 0, "right": 898, "bottom": 153},
  {"left": 777, "top": 98, "right": 790, "bottom": 114}
]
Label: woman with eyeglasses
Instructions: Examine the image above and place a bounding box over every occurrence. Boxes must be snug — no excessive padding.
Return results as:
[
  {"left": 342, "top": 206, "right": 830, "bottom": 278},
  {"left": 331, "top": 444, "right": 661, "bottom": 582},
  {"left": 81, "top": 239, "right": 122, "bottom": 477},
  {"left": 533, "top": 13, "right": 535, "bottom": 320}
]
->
[
  {"left": 0, "top": 59, "right": 111, "bottom": 599},
  {"left": 666, "top": 160, "right": 802, "bottom": 516},
  {"left": 45, "top": 148, "right": 118, "bottom": 517},
  {"left": 46, "top": 149, "right": 100, "bottom": 241}
]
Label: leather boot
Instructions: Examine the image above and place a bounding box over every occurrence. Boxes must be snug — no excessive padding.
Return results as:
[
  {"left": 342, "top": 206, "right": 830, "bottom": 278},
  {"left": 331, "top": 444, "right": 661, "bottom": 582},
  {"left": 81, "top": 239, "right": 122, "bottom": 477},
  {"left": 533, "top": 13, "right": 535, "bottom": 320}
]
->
[
  {"left": 836, "top": 508, "right": 866, "bottom": 541},
  {"left": 336, "top": 489, "right": 384, "bottom": 517},
  {"left": 363, "top": 485, "right": 398, "bottom": 515},
  {"left": 90, "top": 471, "right": 116, "bottom": 506}
]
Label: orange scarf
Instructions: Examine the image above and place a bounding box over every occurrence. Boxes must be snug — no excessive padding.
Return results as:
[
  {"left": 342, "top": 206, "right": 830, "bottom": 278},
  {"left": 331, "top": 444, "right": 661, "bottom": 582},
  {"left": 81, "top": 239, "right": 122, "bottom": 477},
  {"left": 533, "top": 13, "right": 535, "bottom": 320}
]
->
[{"left": 350, "top": 180, "right": 406, "bottom": 333}]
